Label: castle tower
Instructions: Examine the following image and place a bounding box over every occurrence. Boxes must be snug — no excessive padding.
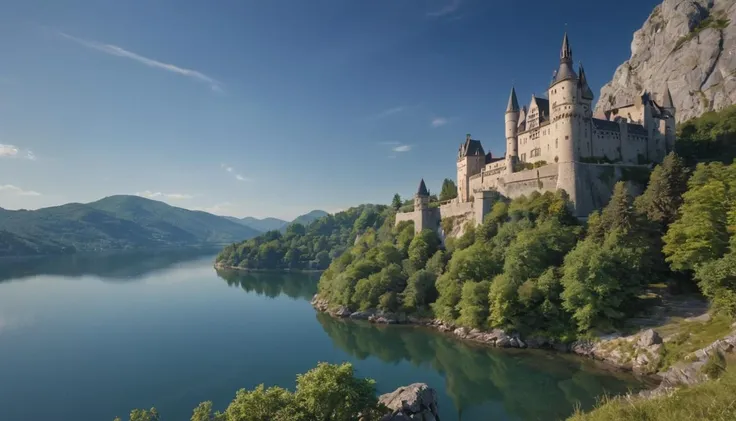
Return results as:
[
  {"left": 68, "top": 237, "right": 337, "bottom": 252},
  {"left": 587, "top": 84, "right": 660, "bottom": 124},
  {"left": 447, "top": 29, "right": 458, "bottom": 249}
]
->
[
  {"left": 505, "top": 87, "right": 520, "bottom": 174},
  {"left": 456, "top": 134, "right": 485, "bottom": 203},
  {"left": 550, "top": 33, "right": 581, "bottom": 212},
  {"left": 414, "top": 178, "right": 431, "bottom": 233},
  {"left": 549, "top": 32, "right": 579, "bottom": 165},
  {"left": 577, "top": 64, "right": 594, "bottom": 116},
  {"left": 662, "top": 86, "right": 677, "bottom": 154}
]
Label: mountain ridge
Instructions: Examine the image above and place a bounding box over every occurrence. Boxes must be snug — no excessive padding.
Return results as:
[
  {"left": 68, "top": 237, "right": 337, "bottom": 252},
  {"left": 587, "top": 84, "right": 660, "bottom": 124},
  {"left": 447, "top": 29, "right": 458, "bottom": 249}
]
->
[{"left": 0, "top": 195, "right": 260, "bottom": 257}]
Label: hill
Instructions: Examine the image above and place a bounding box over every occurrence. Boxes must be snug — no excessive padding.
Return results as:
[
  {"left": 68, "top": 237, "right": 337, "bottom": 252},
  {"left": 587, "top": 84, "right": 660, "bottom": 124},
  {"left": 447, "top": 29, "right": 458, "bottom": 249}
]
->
[
  {"left": 232, "top": 216, "right": 289, "bottom": 232},
  {"left": 282, "top": 210, "right": 329, "bottom": 232},
  {"left": 595, "top": 0, "right": 736, "bottom": 121},
  {"left": 216, "top": 205, "right": 390, "bottom": 270},
  {"left": 0, "top": 195, "right": 259, "bottom": 257}
]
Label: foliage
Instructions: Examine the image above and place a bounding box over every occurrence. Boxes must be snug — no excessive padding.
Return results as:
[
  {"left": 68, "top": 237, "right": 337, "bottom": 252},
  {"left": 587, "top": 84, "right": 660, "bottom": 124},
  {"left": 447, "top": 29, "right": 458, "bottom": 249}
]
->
[
  {"left": 676, "top": 104, "right": 736, "bottom": 165},
  {"left": 217, "top": 205, "right": 392, "bottom": 271},
  {"left": 634, "top": 152, "right": 689, "bottom": 227},
  {"left": 115, "top": 363, "right": 381, "bottom": 421},
  {"left": 391, "top": 194, "right": 402, "bottom": 211},
  {"left": 0, "top": 195, "right": 261, "bottom": 257},
  {"left": 663, "top": 162, "right": 735, "bottom": 274},
  {"left": 439, "top": 178, "right": 458, "bottom": 202}
]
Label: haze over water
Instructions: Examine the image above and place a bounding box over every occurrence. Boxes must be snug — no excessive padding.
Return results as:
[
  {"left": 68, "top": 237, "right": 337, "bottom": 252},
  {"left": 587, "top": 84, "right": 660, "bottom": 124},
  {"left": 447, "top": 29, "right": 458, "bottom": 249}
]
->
[{"left": 0, "top": 251, "right": 645, "bottom": 421}]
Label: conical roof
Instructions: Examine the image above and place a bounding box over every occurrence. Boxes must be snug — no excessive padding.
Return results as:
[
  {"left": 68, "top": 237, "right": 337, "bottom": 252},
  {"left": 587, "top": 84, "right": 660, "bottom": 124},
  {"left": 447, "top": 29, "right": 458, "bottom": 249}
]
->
[
  {"left": 578, "top": 64, "right": 594, "bottom": 100},
  {"left": 552, "top": 32, "right": 577, "bottom": 86},
  {"left": 417, "top": 179, "right": 429, "bottom": 197},
  {"left": 506, "top": 87, "right": 520, "bottom": 113},
  {"left": 663, "top": 86, "right": 674, "bottom": 109}
]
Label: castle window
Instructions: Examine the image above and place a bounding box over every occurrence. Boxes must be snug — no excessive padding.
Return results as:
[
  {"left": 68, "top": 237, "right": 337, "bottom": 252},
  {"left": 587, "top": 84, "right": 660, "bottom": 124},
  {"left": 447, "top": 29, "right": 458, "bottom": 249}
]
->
[
  {"left": 565, "top": 136, "right": 569, "bottom": 140},
  {"left": 555, "top": 139, "right": 558, "bottom": 148}
]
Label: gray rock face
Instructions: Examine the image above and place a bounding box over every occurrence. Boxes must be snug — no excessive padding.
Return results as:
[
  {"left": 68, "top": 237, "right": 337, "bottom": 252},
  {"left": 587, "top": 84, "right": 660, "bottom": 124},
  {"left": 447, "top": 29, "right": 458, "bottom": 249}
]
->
[
  {"left": 595, "top": 0, "right": 736, "bottom": 121},
  {"left": 379, "top": 383, "right": 440, "bottom": 421}
]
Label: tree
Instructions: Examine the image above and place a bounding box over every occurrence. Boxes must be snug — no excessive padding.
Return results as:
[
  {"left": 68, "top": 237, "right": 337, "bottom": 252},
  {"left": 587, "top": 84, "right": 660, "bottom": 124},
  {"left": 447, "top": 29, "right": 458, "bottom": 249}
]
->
[
  {"left": 408, "top": 230, "right": 440, "bottom": 269},
  {"left": 224, "top": 385, "right": 293, "bottom": 421},
  {"left": 294, "top": 363, "right": 381, "bottom": 421},
  {"left": 402, "top": 269, "right": 438, "bottom": 311},
  {"left": 190, "top": 402, "right": 223, "bottom": 421},
  {"left": 457, "top": 280, "right": 491, "bottom": 329},
  {"left": 439, "top": 179, "right": 458, "bottom": 202},
  {"left": 663, "top": 164, "right": 733, "bottom": 272},
  {"left": 634, "top": 152, "right": 688, "bottom": 227},
  {"left": 391, "top": 193, "right": 402, "bottom": 210}
]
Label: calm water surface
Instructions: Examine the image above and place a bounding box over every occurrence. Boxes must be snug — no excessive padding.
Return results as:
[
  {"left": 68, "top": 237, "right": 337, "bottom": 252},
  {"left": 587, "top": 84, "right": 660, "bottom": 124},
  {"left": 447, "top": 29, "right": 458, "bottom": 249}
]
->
[{"left": 0, "top": 251, "right": 646, "bottom": 421}]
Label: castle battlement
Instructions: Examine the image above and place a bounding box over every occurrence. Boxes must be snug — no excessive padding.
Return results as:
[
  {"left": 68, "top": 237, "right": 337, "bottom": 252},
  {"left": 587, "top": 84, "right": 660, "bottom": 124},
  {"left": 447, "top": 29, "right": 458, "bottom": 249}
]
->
[{"left": 397, "top": 33, "right": 674, "bottom": 233}]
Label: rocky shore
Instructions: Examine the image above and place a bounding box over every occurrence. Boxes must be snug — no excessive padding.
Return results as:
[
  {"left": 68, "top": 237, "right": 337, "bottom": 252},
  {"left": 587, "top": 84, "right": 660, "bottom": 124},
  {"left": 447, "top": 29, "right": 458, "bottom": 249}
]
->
[
  {"left": 378, "top": 383, "right": 440, "bottom": 421},
  {"left": 312, "top": 294, "right": 736, "bottom": 397}
]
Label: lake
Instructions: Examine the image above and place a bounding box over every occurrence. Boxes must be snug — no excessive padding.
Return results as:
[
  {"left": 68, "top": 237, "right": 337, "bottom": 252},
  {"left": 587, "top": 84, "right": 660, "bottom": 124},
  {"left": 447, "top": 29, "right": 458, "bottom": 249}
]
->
[{"left": 0, "top": 251, "right": 646, "bottom": 421}]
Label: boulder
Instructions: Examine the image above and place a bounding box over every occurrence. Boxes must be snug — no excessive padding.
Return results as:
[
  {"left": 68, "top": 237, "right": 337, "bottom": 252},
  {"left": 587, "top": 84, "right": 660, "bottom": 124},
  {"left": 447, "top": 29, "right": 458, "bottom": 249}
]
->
[
  {"left": 379, "top": 383, "right": 440, "bottom": 421},
  {"left": 334, "top": 307, "right": 352, "bottom": 318},
  {"left": 637, "top": 329, "right": 662, "bottom": 348},
  {"left": 350, "top": 311, "right": 374, "bottom": 320}
]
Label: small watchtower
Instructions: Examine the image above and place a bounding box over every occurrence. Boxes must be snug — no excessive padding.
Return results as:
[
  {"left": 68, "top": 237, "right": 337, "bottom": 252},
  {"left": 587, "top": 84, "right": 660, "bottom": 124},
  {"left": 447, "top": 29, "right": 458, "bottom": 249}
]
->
[{"left": 414, "top": 178, "right": 430, "bottom": 211}]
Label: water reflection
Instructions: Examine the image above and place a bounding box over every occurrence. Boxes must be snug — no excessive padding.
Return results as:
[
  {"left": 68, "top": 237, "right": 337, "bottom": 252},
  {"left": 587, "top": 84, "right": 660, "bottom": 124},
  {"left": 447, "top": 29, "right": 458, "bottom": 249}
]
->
[
  {"left": 0, "top": 248, "right": 220, "bottom": 283},
  {"left": 215, "top": 269, "right": 320, "bottom": 300},
  {"left": 316, "top": 313, "right": 646, "bottom": 421}
]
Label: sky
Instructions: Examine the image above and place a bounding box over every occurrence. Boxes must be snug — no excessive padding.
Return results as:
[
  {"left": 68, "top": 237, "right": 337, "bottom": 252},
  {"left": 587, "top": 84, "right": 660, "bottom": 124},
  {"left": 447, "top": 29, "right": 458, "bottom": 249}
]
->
[{"left": 0, "top": 0, "right": 662, "bottom": 220}]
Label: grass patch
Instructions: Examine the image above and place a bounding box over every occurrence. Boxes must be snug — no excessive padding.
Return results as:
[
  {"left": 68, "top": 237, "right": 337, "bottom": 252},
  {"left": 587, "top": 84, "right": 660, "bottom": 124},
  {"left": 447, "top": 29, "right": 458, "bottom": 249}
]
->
[
  {"left": 674, "top": 14, "right": 730, "bottom": 51},
  {"left": 658, "top": 315, "right": 733, "bottom": 370},
  {"left": 568, "top": 357, "right": 736, "bottom": 420}
]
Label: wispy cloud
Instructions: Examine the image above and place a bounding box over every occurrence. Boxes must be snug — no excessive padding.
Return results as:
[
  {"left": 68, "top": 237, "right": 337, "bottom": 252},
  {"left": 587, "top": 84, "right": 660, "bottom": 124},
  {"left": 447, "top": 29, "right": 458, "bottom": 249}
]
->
[
  {"left": 136, "top": 191, "right": 193, "bottom": 200},
  {"left": 368, "top": 106, "right": 407, "bottom": 120},
  {"left": 59, "top": 32, "right": 222, "bottom": 92},
  {"left": 0, "top": 184, "right": 41, "bottom": 196},
  {"left": 431, "top": 117, "right": 448, "bottom": 128},
  {"left": 0, "top": 144, "right": 36, "bottom": 160},
  {"left": 427, "top": 0, "right": 462, "bottom": 17},
  {"left": 221, "top": 163, "right": 252, "bottom": 182},
  {"left": 393, "top": 145, "right": 412, "bottom": 152}
]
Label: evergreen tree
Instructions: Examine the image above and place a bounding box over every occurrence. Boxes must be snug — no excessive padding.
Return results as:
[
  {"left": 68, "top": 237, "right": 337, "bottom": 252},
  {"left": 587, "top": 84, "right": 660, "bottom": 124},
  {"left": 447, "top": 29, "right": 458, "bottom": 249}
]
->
[
  {"left": 439, "top": 178, "right": 458, "bottom": 202},
  {"left": 634, "top": 152, "right": 689, "bottom": 227},
  {"left": 391, "top": 194, "right": 402, "bottom": 211}
]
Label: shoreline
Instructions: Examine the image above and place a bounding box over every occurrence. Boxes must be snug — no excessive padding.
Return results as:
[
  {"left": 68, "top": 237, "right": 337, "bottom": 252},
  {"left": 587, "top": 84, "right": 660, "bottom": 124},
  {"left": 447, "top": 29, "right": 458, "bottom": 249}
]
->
[
  {"left": 311, "top": 294, "right": 736, "bottom": 398},
  {"left": 213, "top": 263, "right": 325, "bottom": 273}
]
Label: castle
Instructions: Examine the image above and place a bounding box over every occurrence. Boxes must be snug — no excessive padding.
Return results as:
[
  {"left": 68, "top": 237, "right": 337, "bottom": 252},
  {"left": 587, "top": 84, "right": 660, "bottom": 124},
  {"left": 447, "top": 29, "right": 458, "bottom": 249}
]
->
[{"left": 397, "top": 33, "right": 677, "bottom": 234}]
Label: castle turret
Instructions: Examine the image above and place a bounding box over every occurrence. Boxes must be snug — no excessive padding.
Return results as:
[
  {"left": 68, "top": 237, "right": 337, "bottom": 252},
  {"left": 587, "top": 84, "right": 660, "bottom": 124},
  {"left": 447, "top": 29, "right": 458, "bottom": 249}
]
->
[
  {"left": 456, "top": 134, "right": 485, "bottom": 203},
  {"left": 577, "top": 64, "right": 594, "bottom": 117},
  {"left": 413, "top": 178, "right": 432, "bottom": 233},
  {"left": 549, "top": 32, "right": 579, "bottom": 164},
  {"left": 505, "top": 87, "right": 520, "bottom": 174},
  {"left": 662, "top": 86, "right": 676, "bottom": 154}
]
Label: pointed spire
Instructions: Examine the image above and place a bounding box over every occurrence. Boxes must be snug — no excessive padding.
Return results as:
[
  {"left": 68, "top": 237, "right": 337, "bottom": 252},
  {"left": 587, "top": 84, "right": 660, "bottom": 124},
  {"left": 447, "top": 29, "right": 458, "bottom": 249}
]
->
[
  {"left": 561, "top": 32, "right": 573, "bottom": 63},
  {"left": 578, "top": 63, "right": 594, "bottom": 100},
  {"left": 506, "top": 87, "right": 520, "bottom": 113},
  {"left": 663, "top": 85, "right": 674, "bottom": 109},
  {"left": 417, "top": 179, "right": 429, "bottom": 197}
]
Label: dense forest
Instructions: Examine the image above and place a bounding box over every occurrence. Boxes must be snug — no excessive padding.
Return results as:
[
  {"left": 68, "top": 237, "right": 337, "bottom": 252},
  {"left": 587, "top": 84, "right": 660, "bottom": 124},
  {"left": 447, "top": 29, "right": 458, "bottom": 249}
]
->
[
  {"left": 216, "top": 204, "right": 394, "bottom": 270},
  {"left": 113, "top": 363, "right": 384, "bottom": 421}
]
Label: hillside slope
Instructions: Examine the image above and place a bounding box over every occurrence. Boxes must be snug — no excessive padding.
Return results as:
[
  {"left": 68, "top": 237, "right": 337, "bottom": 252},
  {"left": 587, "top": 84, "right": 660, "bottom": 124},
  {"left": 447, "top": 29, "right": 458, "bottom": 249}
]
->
[
  {"left": 595, "top": 0, "right": 736, "bottom": 121},
  {"left": 0, "top": 195, "right": 259, "bottom": 256},
  {"left": 237, "top": 216, "right": 288, "bottom": 232}
]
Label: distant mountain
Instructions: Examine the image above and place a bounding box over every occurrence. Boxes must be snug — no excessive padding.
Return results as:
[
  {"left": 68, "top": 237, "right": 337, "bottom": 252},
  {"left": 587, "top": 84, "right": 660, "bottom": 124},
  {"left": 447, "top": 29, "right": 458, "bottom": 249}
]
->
[
  {"left": 285, "top": 210, "right": 329, "bottom": 231},
  {"left": 233, "top": 216, "right": 289, "bottom": 232},
  {"left": 0, "top": 195, "right": 260, "bottom": 257}
]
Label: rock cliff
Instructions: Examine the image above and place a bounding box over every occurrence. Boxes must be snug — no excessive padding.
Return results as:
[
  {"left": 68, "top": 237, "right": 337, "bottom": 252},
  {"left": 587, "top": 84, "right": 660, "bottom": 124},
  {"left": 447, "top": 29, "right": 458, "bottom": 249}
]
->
[
  {"left": 379, "top": 383, "right": 440, "bottom": 421},
  {"left": 595, "top": 0, "right": 736, "bottom": 121}
]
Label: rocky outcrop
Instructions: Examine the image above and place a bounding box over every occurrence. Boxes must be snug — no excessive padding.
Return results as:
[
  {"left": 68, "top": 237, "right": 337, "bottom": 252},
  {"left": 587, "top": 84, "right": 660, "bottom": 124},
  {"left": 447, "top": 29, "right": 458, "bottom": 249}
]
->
[
  {"left": 595, "top": 0, "right": 736, "bottom": 121},
  {"left": 378, "top": 383, "right": 440, "bottom": 421},
  {"left": 571, "top": 329, "right": 664, "bottom": 374},
  {"left": 642, "top": 328, "right": 736, "bottom": 397}
]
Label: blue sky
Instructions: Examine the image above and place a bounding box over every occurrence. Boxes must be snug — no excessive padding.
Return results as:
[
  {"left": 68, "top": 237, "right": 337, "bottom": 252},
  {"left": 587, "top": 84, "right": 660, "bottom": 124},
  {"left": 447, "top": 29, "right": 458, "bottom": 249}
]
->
[{"left": 0, "top": 0, "right": 660, "bottom": 220}]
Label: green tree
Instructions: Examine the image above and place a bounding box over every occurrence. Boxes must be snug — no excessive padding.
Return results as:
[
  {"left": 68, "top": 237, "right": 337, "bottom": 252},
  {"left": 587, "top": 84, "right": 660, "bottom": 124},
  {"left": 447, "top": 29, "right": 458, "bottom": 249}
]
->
[
  {"left": 439, "top": 178, "right": 458, "bottom": 202},
  {"left": 695, "top": 251, "right": 736, "bottom": 317},
  {"left": 294, "top": 363, "right": 381, "bottom": 421},
  {"left": 634, "top": 152, "right": 689, "bottom": 227},
  {"left": 224, "top": 385, "right": 293, "bottom": 421},
  {"left": 457, "top": 280, "right": 491, "bottom": 329},
  {"left": 190, "top": 402, "right": 223, "bottom": 421},
  {"left": 402, "top": 269, "right": 438, "bottom": 312},
  {"left": 391, "top": 193, "right": 402, "bottom": 211},
  {"left": 408, "top": 230, "right": 440, "bottom": 269}
]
